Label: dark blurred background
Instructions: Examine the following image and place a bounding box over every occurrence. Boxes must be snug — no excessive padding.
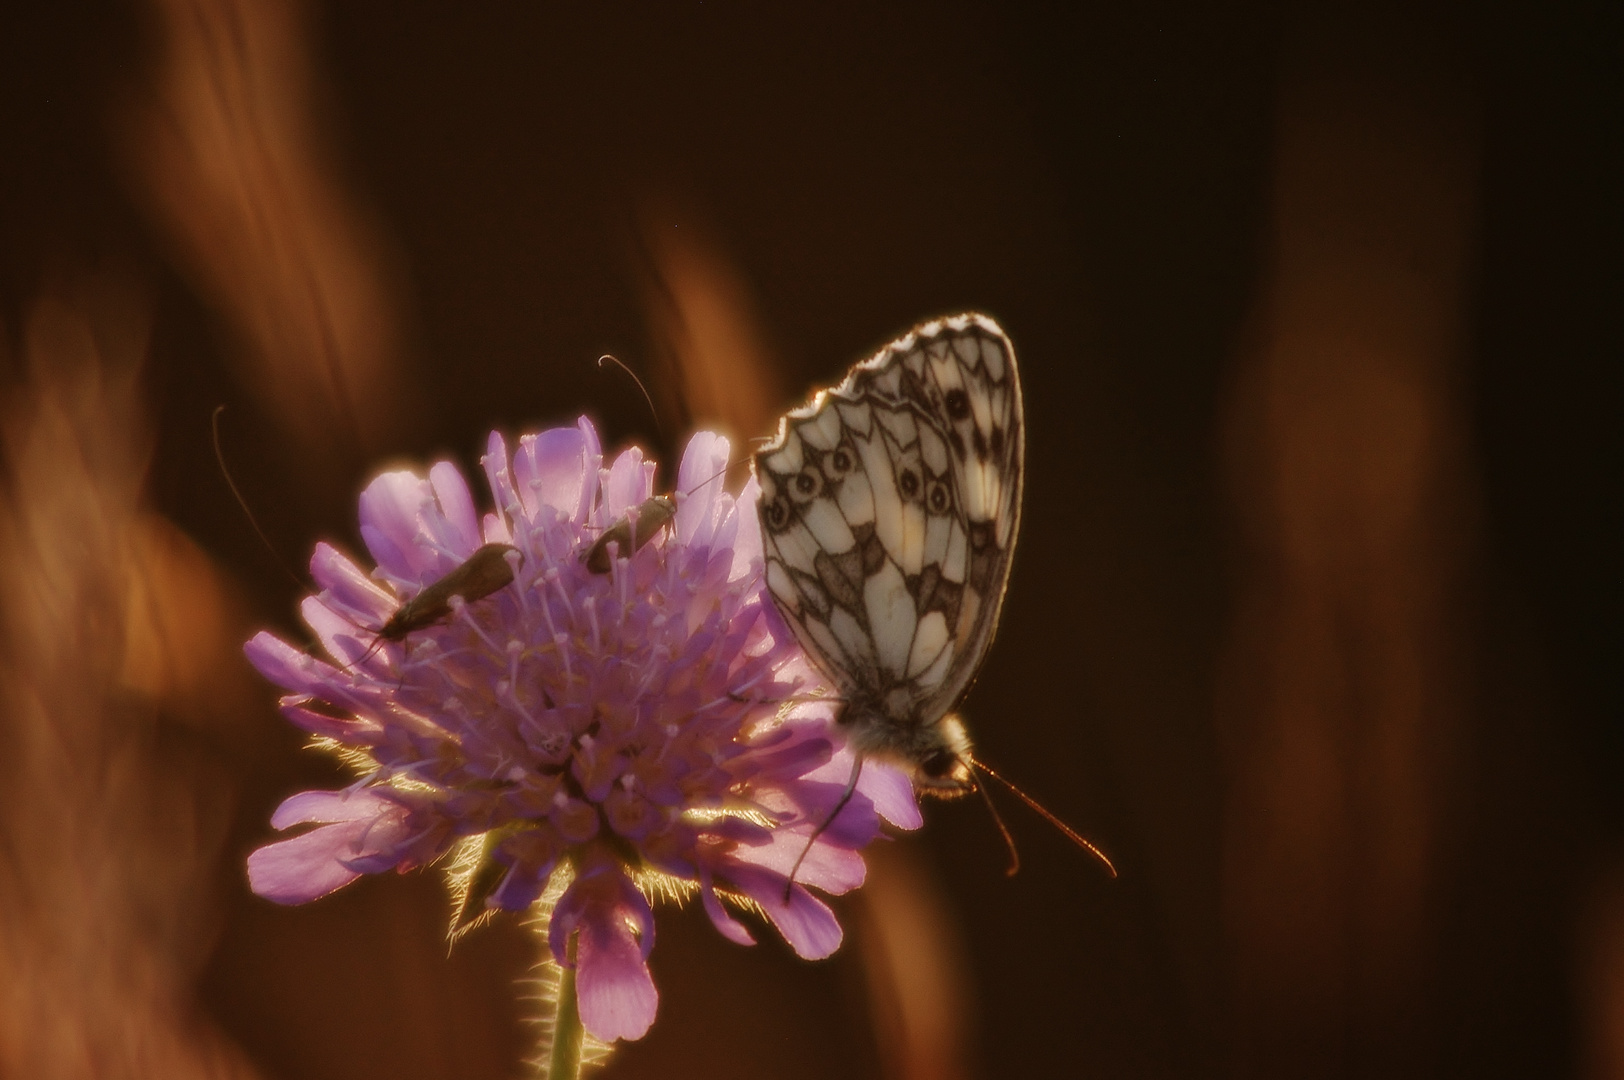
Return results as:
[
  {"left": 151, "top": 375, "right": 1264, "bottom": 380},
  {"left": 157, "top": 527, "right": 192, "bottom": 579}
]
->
[{"left": 0, "top": 2, "right": 1617, "bottom": 1078}]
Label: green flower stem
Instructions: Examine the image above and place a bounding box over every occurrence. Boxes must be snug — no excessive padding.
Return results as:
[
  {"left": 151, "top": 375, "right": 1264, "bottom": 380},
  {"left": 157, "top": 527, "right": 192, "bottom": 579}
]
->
[{"left": 548, "top": 933, "right": 584, "bottom": 1080}]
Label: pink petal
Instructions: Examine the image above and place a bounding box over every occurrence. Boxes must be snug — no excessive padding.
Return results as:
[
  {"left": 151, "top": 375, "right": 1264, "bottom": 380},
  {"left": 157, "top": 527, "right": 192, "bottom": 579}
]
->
[
  {"left": 731, "top": 475, "right": 765, "bottom": 578},
  {"left": 480, "top": 510, "right": 512, "bottom": 545},
  {"left": 575, "top": 907, "right": 659, "bottom": 1042},
  {"left": 801, "top": 751, "right": 921, "bottom": 832},
  {"left": 721, "top": 861, "right": 843, "bottom": 960},
  {"left": 546, "top": 861, "right": 660, "bottom": 1042},
  {"left": 707, "top": 494, "right": 741, "bottom": 565},
  {"left": 728, "top": 827, "right": 867, "bottom": 894},
  {"left": 278, "top": 701, "right": 381, "bottom": 742},
  {"left": 244, "top": 632, "right": 358, "bottom": 703},
  {"left": 243, "top": 630, "right": 320, "bottom": 691},
  {"left": 856, "top": 760, "right": 923, "bottom": 831},
  {"left": 698, "top": 869, "right": 756, "bottom": 947},
  {"left": 601, "top": 447, "right": 653, "bottom": 521},
  {"left": 308, "top": 542, "right": 395, "bottom": 621},
  {"left": 482, "top": 430, "right": 523, "bottom": 522},
  {"left": 489, "top": 860, "right": 553, "bottom": 911},
  {"left": 268, "top": 788, "right": 395, "bottom": 829},
  {"left": 358, "top": 471, "right": 441, "bottom": 579},
  {"left": 300, "top": 595, "right": 380, "bottom": 669},
  {"left": 429, "top": 461, "right": 483, "bottom": 557},
  {"left": 574, "top": 416, "right": 605, "bottom": 523},
  {"left": 514, "top": 427, "right": 590, "bottom": 522},
  {"left": 548, "top": 862, "right": 653, "bottom": 966},
  {"left": 248, "top": 790, "right": 411, "bottom": 904},
  {"left": 674, "top": 432, "right": 729, "bottom": 546}
]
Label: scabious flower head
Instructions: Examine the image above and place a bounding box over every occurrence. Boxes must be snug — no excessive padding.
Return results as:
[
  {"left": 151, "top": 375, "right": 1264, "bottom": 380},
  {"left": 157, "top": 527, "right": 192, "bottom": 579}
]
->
[{"left": 244, "top": 418, "right": 921, "bottom": 1042}]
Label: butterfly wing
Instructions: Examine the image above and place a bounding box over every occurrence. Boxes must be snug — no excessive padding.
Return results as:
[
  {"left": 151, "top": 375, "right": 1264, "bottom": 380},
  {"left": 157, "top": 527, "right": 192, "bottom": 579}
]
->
[
  {"left": 845, "top": 314, "right": 1023, "bottom": 718},
  {"left": 755, "top": 314, "right": 1022, "bottom": 723}
]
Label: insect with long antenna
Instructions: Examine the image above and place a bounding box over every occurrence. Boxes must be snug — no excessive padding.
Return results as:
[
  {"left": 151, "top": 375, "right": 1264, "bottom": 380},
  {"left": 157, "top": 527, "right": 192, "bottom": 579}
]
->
[
  {"left": 581, "top": 494, "right": 678, "bottom": 574},
  {"left": 213, "top": 406, "right": 523, "bottom": 666},
  {"left": 753, "top": 315, "right": 1117, "bottom": 896},
  {"left": 580, "top": 459, "right": 740, "bottom": 574},
  {"left": 349, "top": 541, "right": 522, "bottom": 667}
]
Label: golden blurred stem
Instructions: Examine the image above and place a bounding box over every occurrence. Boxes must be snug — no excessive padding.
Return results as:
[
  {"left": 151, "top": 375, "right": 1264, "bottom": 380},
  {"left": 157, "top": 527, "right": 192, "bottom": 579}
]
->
[{"left": 547, "top": 933, "right": 584, "bottom": 1080}]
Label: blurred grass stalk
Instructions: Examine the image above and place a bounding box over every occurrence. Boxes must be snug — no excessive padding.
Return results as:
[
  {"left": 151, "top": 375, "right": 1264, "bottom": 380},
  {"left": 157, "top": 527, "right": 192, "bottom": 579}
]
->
[
  {"left": 122, "top": 0, "right": 418, "bottom": 476},
  {"left": 1218, "top": 12, "right": 1479, "bottom": 1077},
  {"left": 0, "top": 0, "right": 439, "bottom": 1073},
  {"left": 0, "top": 278, "right": 259, "bottom": 1078}
]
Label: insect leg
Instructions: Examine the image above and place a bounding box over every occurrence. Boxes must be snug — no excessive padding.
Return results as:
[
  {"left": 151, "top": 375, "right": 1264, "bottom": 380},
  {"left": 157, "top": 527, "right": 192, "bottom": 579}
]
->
[
  {"left": 783, "top": 754, "right": 864, "bottom": 902},
  {"left": 726, "top": 691, "right": 826, "bottom": 707}
]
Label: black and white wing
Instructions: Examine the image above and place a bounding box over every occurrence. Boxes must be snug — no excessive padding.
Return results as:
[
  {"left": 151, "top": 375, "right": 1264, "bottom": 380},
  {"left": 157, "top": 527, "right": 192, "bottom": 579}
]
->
[{"left": 754, "top": 314, "right": 1023, "bottom": 726}]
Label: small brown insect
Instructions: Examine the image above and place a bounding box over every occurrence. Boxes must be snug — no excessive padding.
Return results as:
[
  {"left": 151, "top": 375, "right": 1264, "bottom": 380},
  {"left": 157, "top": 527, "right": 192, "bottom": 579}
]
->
[
  {"left": 362, "top": 543, "right": 521, "bottom": 658},
  {"left": 581, "top": 495, "right": 677, "bottom": 574}
]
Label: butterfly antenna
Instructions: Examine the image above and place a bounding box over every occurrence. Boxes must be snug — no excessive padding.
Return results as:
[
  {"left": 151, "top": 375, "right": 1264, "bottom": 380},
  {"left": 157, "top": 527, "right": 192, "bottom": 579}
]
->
[
  {"left": 967, "top": 759, "right": 1021, "bottom": 877},
  {"left": 970, "top": 756, "right": 1117, "bottom": 878},
  {"left": 213, "top": 406, "right": 307, "bottom": 592},
  {"left": 597, "top": 354, "right": 663, "bottom": 438},
  {"left": 783, "top": 755, "right": 865, "bottom": 903}
]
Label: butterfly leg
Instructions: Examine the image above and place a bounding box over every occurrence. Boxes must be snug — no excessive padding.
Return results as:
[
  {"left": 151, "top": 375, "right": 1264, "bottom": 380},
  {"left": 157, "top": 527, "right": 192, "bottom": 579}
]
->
[
  {"left": 727, "top": 691, "right": 826, "bottom": 707},
  {"left": 783, "top": 753, "right": 865, "bottom": 902}
]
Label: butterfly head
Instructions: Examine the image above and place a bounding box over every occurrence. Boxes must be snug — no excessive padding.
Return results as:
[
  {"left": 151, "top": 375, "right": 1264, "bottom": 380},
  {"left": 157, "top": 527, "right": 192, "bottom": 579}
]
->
[
  {"left": 913, "top": 712, "right": 975, "bottom": 797},
  {"left": 838, "top": 697, "right": 975, "bottom": 798}
]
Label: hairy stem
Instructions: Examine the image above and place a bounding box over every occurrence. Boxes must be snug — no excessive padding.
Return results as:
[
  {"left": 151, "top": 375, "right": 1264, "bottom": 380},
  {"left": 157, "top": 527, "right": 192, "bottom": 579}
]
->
[{"left": 547, "top": 934, "right": 584, "bottom": 1080}]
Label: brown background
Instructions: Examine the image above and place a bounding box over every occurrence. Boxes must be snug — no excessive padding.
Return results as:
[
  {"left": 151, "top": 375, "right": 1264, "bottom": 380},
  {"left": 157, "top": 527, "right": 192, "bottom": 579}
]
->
[{"left": 0, "top": 2, "right": 1617, "bottom": 1078}]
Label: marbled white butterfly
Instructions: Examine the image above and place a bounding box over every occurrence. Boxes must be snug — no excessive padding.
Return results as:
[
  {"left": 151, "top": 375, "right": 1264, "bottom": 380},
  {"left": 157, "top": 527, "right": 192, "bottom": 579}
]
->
[
  {"left": 755, "top": 313, "right": 1023, "bottom": 798},
  {"left": 756, "top": 315, "right": 1114, "bottom": 886}
]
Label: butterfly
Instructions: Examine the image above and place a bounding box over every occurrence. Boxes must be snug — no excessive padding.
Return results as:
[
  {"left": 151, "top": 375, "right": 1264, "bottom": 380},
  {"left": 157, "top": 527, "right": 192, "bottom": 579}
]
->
[
  {"left": 755, "top": 315, "right": 1114, "bottom": 887},
  {"left": 754, "top": 313, "right": 1022, "bottom": 797}
]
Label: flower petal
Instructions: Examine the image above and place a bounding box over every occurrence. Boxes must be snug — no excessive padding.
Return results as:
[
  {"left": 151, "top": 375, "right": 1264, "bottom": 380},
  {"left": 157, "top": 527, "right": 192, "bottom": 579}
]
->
[
  {"left": 675, "top": 432, "right": 729, "bottom": 546},
  {"left": 429, "top": 461, "right": 483, "bottom": 557},
  {"left": 513, "top": 422, "right": 599, "bottom": 524},
  {"left": 481, "top": 510, "right": 512, "bottom": 545},
  {"left": 731, "top": 475, "right": 766, "bottom": 578},
  {"left": 482, "top": 430, "right": 523, "bottom": 522},
  {"left": 575, "top": 416, "right": 605, "bottom": 523},
  {"left": 727, "top": 826, "right": 868, "bottom": 894},
  {"left": 698, "top": 870, "right": 756, "bottom": 947},
  {"left": 248, "top": 790, "right": 412, "bottom": 904},
  {"left": 268, "top": 788, "right": 395, "bottom": 829},
  {"left": 278, "top": 701, "right": 381, "bottom": 742},
  {"left": 301, "top": 594, "right": 379, "bottom": 668},
  {"left": 857, "top": 760, "right": 923, "bottom": 830},
  {"left": 576, "top": 911, "right": 659, "bottom": 1042},
  {"left": 244, "top": 632, "right": 378, "bottom": 714},
  {"left": 601, "top": 447, "right": 651, "bottom": 521},
  {"left": 358, "top": 471, "right": 446, "bottom": 580},
  {"left": 309, "top": 542, "right": 395, "bottom": 621},
  {"left": 546, "top": 858, "right": 660, "bottom": 1042},
  {"left": 574, "top": 876, "right": 656, "bottom": 1045},
  {"left": 720, "top": 861, "right": 843, "bottom": 960}
]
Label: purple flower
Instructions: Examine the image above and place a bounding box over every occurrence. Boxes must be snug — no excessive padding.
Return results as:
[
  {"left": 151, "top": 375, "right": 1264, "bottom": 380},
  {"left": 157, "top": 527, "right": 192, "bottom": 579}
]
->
[{"left": 244, "top": 418, "right": 921, "bottom": 1042}]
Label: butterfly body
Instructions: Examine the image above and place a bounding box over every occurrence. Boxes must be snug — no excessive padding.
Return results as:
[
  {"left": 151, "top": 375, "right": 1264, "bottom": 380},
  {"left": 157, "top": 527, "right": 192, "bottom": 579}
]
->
[{"left": 754, "top": 314, "right": 1023, "bottom": 797}]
